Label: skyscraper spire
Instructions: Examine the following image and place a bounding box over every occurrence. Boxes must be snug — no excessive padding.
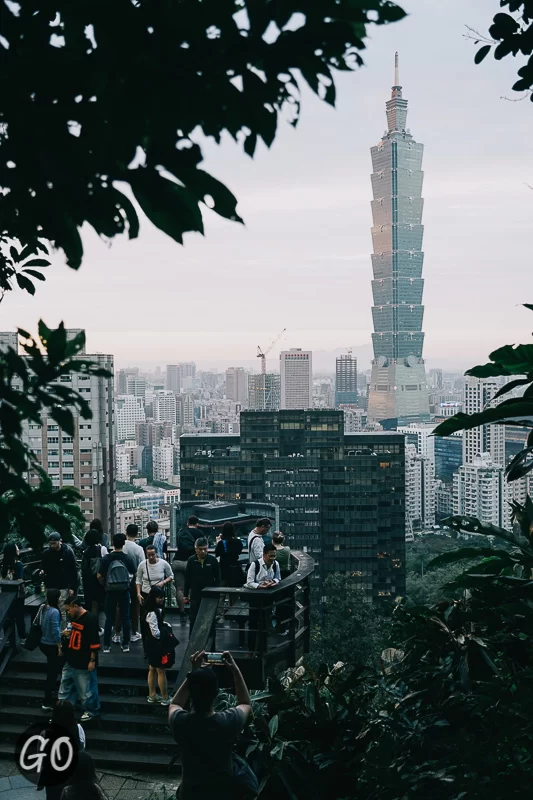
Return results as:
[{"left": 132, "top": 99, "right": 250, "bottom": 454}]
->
[
  {"left": 386, "top": 52, "right": 407, "bottom": 133},
  {"left": 394, "top": 52, "right": 399, "bottom": 88}
]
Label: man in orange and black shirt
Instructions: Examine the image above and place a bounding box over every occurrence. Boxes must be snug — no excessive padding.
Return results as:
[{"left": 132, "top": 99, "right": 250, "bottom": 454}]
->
[{"left": 58, "top": 596, "right": 101, "bottom": 721}]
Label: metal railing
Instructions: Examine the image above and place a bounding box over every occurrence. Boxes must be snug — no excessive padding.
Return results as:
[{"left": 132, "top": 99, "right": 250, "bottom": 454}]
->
[{"left": 175, "top": 550, "right": 314, "bottom": 690}]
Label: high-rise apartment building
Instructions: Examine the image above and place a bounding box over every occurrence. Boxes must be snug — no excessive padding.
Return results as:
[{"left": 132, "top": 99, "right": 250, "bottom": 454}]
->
[
  {"left": 405, "top": 442, "right": 435, "bottom": 531},
  {"left": 176, "top": 394, "right": 194, "bottom": 427},
  {"left": 335, "top": 353, "right": 358, "bottom": 407},
  {"left": 0, "top": 331, "right": 19, "bottom": 353},
  {"left": 153, "top": 437, "right": 174, "bottom": 482},
  {"left": 226, "top": 367, "right": 248, "bottom": 404},
  {"left": 248, "top": 374, "right": 280, "bottom": 411},
  {"left": 463, "top": 378, "right": 505, "bottom": 467},
  {"left": 115, "top": 394, "right": 146, "bottom": 441},
  {"left": 136, "top": 421, "right": 175, "bottom": 447},
  {"left": 22, "top": 350, "right": 116, "bottom": 533},
  {"left": 116, "top": 445, "right": 132, "bottom": 483},
  {"left": 453, "top": 455, "right": 513, "bottom": 529},
  {"left": 367, "top": 56, "right": 430, "bottom": 425},
  {"left": 397, "top": 423, "right": 436, "bottom": 462},
  {"left": 180, "top": 410, "right": 406, "bottom": 601},
  {"left": 153, "top": 390, "right": 177, "bottom": 424},
  {"left": 280, "top": 349, "right": 312, "bottom": 410}
]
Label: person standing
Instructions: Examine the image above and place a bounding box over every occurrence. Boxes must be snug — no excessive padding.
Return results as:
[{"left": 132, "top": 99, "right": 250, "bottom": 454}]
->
[
  {"left": 80, "top": 529, "right": 107, "bottom": 634},
  {"left": 39, "top": 533, "right": 79, "bottom": 627},
  {"left": 144, "top": 586, "right": 175, "bottom": 706},
  {"left": 121, "top": 524, "right": 145, "bottom": 642},
  {"left": 169, "top": 650, "right": 256, "bottom": 799},
  {"left": 39, "top": 589, "right": 63, "bottom": 711},
  {"left": 1, "top": 541, "right": 27, "bottom": 641},
  {"left": 184, "top": 538, "right": 221, "bottom": 635},
  {"left": 97, "top": 534, "right": 135, "bottom": 654},
  {"left": 172, "top": 516, "right": 199, "bottom": 623},
  {"left": 215, "top": 523, "right": 244, "bottom": 604},
  {"left": 247, "top": 518, "right": 272, "bottom": 566},
  {"left": 272, "top": 532, "right": 291, "bottom": 580},
  {"left": 136, "top": 545, "right": 173, "bottom": 651},
  {"left": 245, "top": 543, "right": 280, "bottom": 651},
  {"left": 58, "top": 596, "right": 100, "bottom": 722},
  {"left": 88, "top": 519, "right": 109, "bottom": 550},
  {"left": 38, "top": 699, "right": 85, "bottom": 800},
  {"left": 139, "top": 520, "right": 167, "bottom": 556}
]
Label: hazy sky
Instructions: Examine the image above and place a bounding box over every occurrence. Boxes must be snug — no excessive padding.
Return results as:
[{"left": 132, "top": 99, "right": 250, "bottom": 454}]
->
[{"left": 1, "top": 0, "right": 531, "bottom": 372}]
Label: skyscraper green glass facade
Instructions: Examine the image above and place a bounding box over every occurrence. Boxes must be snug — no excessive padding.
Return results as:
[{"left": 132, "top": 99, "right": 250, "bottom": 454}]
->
[
  {"left": 180, "top": 410, "right": 406, "bottom": 601},
  {"left": 367, "top": 56, "right": 430, "bottom": 424}
]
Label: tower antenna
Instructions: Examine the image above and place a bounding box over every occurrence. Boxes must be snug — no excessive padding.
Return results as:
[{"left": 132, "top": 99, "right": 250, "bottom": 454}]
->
[{"left": 394, "top": 52, "right": 399, "bottom": 87}]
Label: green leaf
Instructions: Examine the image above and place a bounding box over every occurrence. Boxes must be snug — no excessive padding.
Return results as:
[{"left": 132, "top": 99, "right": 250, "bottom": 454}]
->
[
  {"left": 426, "top": 548, "right": 511, "bottom": 571},
  {"left": 131, "top": 169, "right": 204, "bottom": 244},
  {"left": 50, "top": 407, "right": 75, "bottom": 437},
  {"left": 15, "top": 273, "right": 35, "bottom": 295},
  {"left": 22, "top": 259, "right": 51, "bottom": 268},
  {"left": 268, "top": 714, "right": 279, "bottom": 738},
  {"left": 433, "top": 402, "right": 533, "bottom": 438},
  {"left": 492, "top": 378, "right": 532, "bottom": 401},
  {"left": 22, "top": 269, "right": 46, "bottom": 281},
  {"left": 179, "top": 169, "right": 243, "bottom": 224},
  {"left": 474, "top": 44, "right": 491, "bottom": 64}
]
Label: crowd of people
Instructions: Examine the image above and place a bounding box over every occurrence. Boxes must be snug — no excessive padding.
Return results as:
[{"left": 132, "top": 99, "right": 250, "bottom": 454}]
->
[{"left": 1, "top": 516, "right": 291, "bottom": 798}]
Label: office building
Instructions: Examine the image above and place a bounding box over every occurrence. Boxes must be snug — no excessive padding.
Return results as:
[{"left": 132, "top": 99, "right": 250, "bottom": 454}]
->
[
  {"left": 248, "top": 373, "right": 280, "bottom": 411},
  {"left": 367, "top": 56, "right": 430, "bottom": 425},
  {"left": 343, "top": 408, "right": 367, "bottom": 433},
  {"left": 429, "top": 369, "right": 443, "bottom": 390},
  {"left": 136, "top": 421, "right": 175, "bottom": 447},
  {"left": 463, "top": 378, "right": 505, "bottom": 467},
  {"left": 180, "top": 410, "right": 406, "bottom": 601},
  {"left": 335, "top": 353, "right": 358, "bottom": 407},
  {"left": 153, "top": 390, "right": 177, "bottom": 424},
  {"left": 22, "top": 349, "right": 115, "bottom": 532},
  {"left": 115, "top": 394, "right": 146, "bottom": 441},
  {"left": 166, "top": 365, "right": 181, "bottom": 394},
  {"left": 434, "top": 433, "right": 462, "bottom": 484},
  {"left": 226, "top": 367, "right": 248, "bottom": 404},
  {"left": 397, "top": 422, "right": 436, "bottom": 461},
  {"left": 125, "top": 376, "right": 147, "bottom": 399},
  {"left": 176, "top": 394, "right": 194, "bottom": 427},
  {"left": 280, "top": 349, "right": 313, "bottom": 410},
  {"left": 0, "top": 331, "right": 19, "bottom": 353}
]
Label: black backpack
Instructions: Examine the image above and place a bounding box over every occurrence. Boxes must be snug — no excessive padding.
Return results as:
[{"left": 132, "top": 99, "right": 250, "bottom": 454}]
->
[
  {"left": 82, "top": 545, "right": 102, "bottom": 580},
  {"left": 253, "top": 560, "right": 280, "bottom": 582}
]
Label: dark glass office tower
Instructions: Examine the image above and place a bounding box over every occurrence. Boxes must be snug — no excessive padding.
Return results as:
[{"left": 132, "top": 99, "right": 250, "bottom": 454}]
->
[
  {"left": 335, "top": 353, "right": 358, "bottom": 407},
  {"left": 367, "top": 55, "right": 430, "bottom": 425},
  {"left": 180, "top": 410, "right": 406, "bottom": 601}
]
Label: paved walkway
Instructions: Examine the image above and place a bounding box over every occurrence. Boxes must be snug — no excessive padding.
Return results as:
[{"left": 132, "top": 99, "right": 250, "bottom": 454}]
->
[{"left": 0, "top": 760, "right": 179, "bottom": 799}]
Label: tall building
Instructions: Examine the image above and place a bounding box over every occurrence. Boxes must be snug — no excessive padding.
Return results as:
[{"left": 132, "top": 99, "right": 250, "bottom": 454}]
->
[
  {"left": 397, "top": 422, "right": 436, "bottom": 462},
  {"left": 116, "top": 445, "right": 132, "bottom": 483},
  {"left": 166, "top": 365, "right": 181, "bottom": 394},
  {"left": 136, "top": 421, "right": 175, "bottom": 447},
  {"left": 335, "top": 353, "right": 358, "bottom": 407},
  {"left": 180, "top": 410, "right": 406, "bottom": 601},
  {"left": 226, "top": 367, "right": 248, "bottom": 404},
  {"left": 22, "top": 351, "right": 115, "bottom": 533},
  {"left": 405, "top": 442, "right": 435, "bottom": 532},
  {"left": 367, "top": 55, "right": 430, "bottom": 425},
  {"left": 248, "top": 373, "right": 280, "bottom": 411},
  {"left": 0, "top": 331, "right": 18, "bottom": 353},
  {"left": 280, "top": 349, "right": 312, "bottom": 410},
  {"left": 434, "top": 433, "right": 463, "bottom": 484},
  {"left": 453, "top": 455, "right": 514, "bottom": 529},
  {"left": 176, "top": 394, "right": 194, "bottom": 427},
  {"left": 115, "top": 394, "right": 146, "bottom": 441},
  {"left": 463, "top": 378, "right": 505, "bottom": 467},
  {"left": 153, "top": 390, "right": 177, "bottom": 424},
  {"left": 153, "top": 437, "right": 174, "bottom": 482},
  {"left": 125, "top": 376, "right": 147, "bottom": 399}
]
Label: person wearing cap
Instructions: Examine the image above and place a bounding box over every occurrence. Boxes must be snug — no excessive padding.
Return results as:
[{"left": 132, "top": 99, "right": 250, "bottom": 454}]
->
[
  {"left": 38, "top": 533, "right": 79, "bottom": 627},
  {"left": 168, "top": 650, "right": 256, "bottom": 799}
]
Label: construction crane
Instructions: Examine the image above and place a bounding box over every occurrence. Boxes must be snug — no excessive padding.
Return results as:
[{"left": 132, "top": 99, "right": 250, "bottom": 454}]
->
[{"left": 257, "top": 328, "right": 286, "bottom": 374}]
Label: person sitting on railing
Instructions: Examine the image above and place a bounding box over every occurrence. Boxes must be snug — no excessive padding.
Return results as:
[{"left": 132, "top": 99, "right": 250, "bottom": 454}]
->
[
  {"left": 168, "top": 650, "right": 258, "bottom": 800},
  {"left": 245, "top": 543, "right": 280, "bottom": 652},
  {"left": 1, "top": 541, "right": 27, "bottom": 642},
  {"left": 183, "top": 538, "right": 221, "bottom": 636}
]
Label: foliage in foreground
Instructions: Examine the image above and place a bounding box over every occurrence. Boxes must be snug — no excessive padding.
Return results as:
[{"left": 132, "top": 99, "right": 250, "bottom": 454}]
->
[
  {"left": 241, "top": 508, "right": 533, "bottom": 800},
  {"left": 0, "top": 0, "right": 405, "bottom": 285},
  {"left": 0, "top": 324, "right": 111, "bottom": 549}
]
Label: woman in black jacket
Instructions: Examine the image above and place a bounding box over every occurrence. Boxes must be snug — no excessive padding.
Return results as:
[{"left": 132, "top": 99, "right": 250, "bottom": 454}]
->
[{"left": 215, "top": 523, "right": 244, "bottom": 607}]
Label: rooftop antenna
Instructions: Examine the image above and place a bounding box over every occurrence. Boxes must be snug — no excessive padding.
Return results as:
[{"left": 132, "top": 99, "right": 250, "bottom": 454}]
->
[{"left": 394, "top": 52, "right": 399, "bottom": 87}]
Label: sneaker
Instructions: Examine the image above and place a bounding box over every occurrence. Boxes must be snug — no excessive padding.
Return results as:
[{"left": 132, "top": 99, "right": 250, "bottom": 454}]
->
[
  {"left": 42, "top": 704, "right": 53, "bottom": 712},
  {"left": 80, "top": 712, "right": 94, "bottom": 722},
  {"left": 147, "top": 696, "right": 161, "bottom": 704},
  {"left": 130, "top": 633, "right": 142, "bottom": 642},
  {"left": 112, "top": 634, "right": 121, "bottom": 644},
  {"left": 122, "top": 645, "right": 130, "bottom": 653},
  {"left": 102, "top": 647, "right": 111, "bottom": 654},
  {"left": 160, "top": 698, "right": 171, "bottom": 706},
  {"left": 98, "top": 628, "right": 104, "bottom": 637}
]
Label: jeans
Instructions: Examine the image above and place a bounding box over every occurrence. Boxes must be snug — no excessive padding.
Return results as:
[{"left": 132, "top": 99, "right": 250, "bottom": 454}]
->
[
  {"left": 39, "top": 643, "right": 63, "bottom": 705},
  {"left": 58, "top": 663, "right": 100, "bottom": 717},
  {"left": 57, "top": 589, "right": 70, "bottom": 629},
  {"left": 104, "top": 590, "right": 130, "bottom": 647}
]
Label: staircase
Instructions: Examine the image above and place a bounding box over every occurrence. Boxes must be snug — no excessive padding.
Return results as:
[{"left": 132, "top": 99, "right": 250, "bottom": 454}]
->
[{"left": 0, "top": 654, "right": 181, "bottom": 774}]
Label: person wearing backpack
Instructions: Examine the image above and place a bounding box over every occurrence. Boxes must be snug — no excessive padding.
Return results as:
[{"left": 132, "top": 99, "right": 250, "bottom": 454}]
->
[
  {"left": 97, "top": 534, "right": 135, "bottom": 654},
  {"left": 81, "top": 529, "right": 108, "bottom": 633},
  {"left": 172, "top": 516, "right": 199, "bottom": 623},
  {"left": 247, "top": 518, "right": 272, "bottom": 566}
]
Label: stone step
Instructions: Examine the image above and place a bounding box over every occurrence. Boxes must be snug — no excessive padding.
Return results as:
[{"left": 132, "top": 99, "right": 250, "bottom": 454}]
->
[{"left": 0, "top": 705, "right": 172, "bottom": 735}]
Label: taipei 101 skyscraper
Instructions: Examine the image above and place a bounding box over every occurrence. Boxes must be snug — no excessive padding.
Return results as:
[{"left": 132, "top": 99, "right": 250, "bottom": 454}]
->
[{"left": 367, "top": 55, "right": 430, "bottom": 424}]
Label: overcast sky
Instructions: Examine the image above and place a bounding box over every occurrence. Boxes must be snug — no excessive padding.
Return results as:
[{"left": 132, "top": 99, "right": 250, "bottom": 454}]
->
[{"left": 1, "top": 0, "right": 531, "bottom": 373}]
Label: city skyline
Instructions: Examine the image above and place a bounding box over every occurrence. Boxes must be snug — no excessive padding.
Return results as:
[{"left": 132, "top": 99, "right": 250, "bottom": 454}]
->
[{"left": 0, "top": 0, "right": 530, "bottom": 370}]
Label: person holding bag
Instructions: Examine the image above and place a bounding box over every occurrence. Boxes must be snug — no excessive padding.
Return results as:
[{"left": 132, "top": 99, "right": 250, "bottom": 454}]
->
[
  {"left": 144, "top": 587, "right": 178, "bottom": 706},
  {"left": 169, "top": 650, "right": 258, "bottom": 799}
]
